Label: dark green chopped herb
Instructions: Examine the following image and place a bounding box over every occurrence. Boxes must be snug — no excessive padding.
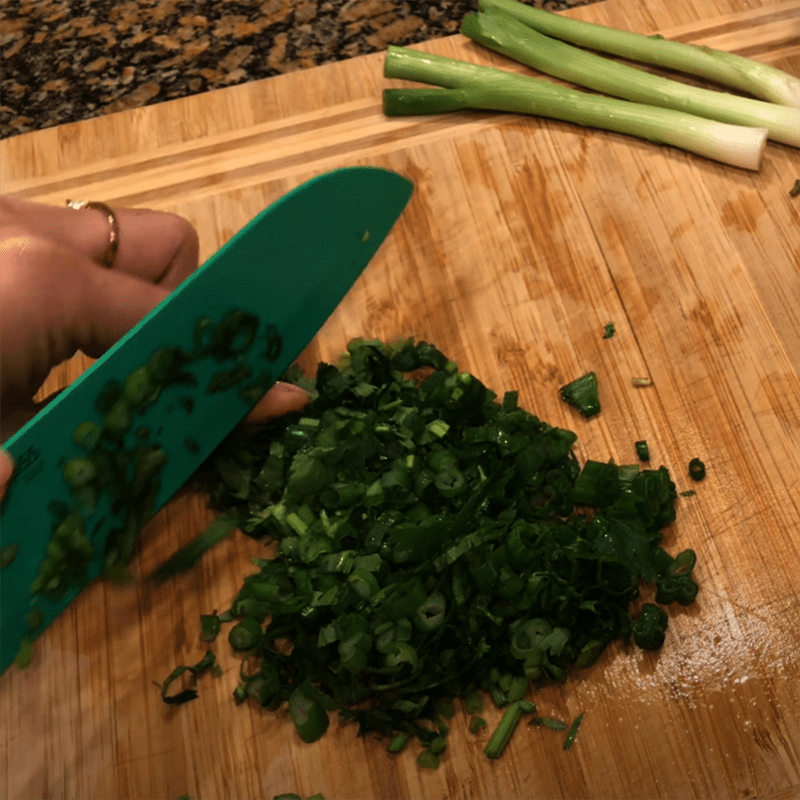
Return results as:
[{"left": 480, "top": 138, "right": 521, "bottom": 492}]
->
[
  {"left": 603, "top": 323, "right": 615, "bottom": 339},
  {"left": 635, "top": 440, "right": 650, "bottom": 461},
  {"left": 688, "top": 458, "right": 706, "bottom": 481},
  {"left": 200, "top": 614, "right": 222, "bottom": 642},
  {"left": 289, "top": 684, "right": 330, "bottom": 743},
  {"left": 655, "top": 549, "right": 698, "bottom": 605},
  {"left": 530, "top": 716, "right": 568, "bottom": 731},
  {"left": 680, "top": 490, "right": 696, "bottom": 497},
  {"left": 179, "top": 339, "right": 696, "bottom": 764},
  {"left": 228, "top": 616, "right": 263, "bottom": 651},
  {"left": 469, "top": 715, "right": 488, "bottom": 733},
  {"left": 563, "top": 712, "right": 585, "bottom": 750},
  {"left": 465, "top": 691, "right": 484, "bottom": 715},
  {"left": 160, "top": 650, "right": 217, "bottom": 705},
  {"left": 790, "top": 179, "right": 800, "bottom": 197},
  {"left": 560, "top": 371, "right": 600, "bottom": 417},
  {"left": 25, "top": 610, "right": 44, "bottom": 632},
  {"left": 388, "top": 732, "right": 411, "bottom": 752},
  {"left": 151, "top": 510, "right": 241, "bottom": 581},
  {"left": 632, "top": 603, "right": 668, "bottom": 650},
  {"left": 273, "top": 794, "right": 301, "bottom": 800},
  {"left": 1, "top": 542, "right": 19, "bottom": 569},
  {"left": 434, "top": 697, "right": 455, "bottom": 719},
  {"left": 417, "top": 750, "right": 440, "bottom": 769}
]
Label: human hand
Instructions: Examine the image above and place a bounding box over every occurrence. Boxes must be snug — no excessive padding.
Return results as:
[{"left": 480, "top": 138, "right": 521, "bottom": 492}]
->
[{"left": 0, "top": 195, "right": 310, "bottom": 500}]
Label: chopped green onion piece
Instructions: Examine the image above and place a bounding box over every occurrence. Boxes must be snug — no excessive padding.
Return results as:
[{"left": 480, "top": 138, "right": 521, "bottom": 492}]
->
[
  {"left": 635, "top": 440, "right": 650, "bottom": 462},
  {"left": 151, "top": 510, "right": 240, "bottom": 581},
  {"left": 465, "top": 691, "right": 484, "bottom": 715},
  {"left": 469, "top": 716, "right": 488, "bottom": 734},
  {"left": 632, "top": 603, "right": 669, "bottom": 650},
  {"left": 484, "top": 701, "right": 524, "bottom": 759},
  {"left": 530, "top": 716, "right": 568, "bottom": 731},
  {"left": 688, "top": 458, "right": 706, "bottom": 481},
  {"left": 416, "top": 749, "right": 440, "bottom": 769},
  {"left": 289, "top": 686, "right": 330, "bottom": 743},
  {"left": 160, "top": 651, "right": 217, "bottom": 705},
  {"left": 790, "top": 180, "right": 800, "bottom": 197},
  {"left": 72, "top": 421, "right": 102, "bottom": 450},
  {"left": 563, "top": 712, "right": 585, "bottom": 750},
  {"left": 63, "top": 457, "right": 96, "bottom": 488},
  {"left": 603, "top": 323, "right": 615, "bottom": 339},
  {"left": 560, "top": 372, "right": 600, "bottom": 418},
  {"left": 229, "top": 617, "right": 263, "bottom": 651},
  {"left": 200, "top": 614, "right": 222, "bottom": 642},
  {"left": 387, "top": 732, "right": 411, "bottom": 752},
  {"left": 631, "top": 377, "right": 652, "bottom": 387}
]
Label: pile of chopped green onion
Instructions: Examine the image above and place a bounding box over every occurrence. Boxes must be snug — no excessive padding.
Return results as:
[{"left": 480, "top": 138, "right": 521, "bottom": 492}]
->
[{"left": 186, "top": 338, "right": 698, "bottom": 764}]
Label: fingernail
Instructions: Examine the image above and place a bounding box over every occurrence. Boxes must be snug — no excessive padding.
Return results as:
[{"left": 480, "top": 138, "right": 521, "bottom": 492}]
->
[{"left": 274, "top": 380, "right": 312, "bottom": 398}]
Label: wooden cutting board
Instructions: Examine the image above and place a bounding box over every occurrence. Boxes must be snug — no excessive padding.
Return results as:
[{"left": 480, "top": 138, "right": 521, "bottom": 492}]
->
[{"left": 1, "top": 1, "right": 798, "bottom": 798}]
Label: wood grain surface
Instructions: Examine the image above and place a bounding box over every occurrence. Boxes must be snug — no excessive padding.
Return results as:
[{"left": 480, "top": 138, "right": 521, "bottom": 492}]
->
[{"left": 1, "top": 1, "right": 799, "bottom": 798}]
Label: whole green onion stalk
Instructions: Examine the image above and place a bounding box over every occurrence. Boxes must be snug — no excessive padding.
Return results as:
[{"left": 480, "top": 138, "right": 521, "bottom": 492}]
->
[
  {"left": 383, "top": 46, "right": 768, "bottom": 171},
  {"left": 461, "top": 10, "right": 799, "bottom": 147},
  {"left": 479, "top": 0, "right": 800, "bottom": 108}
]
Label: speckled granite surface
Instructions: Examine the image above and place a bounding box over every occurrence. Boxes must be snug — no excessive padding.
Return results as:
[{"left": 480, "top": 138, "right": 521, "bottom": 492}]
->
[{"left": 1, "top": 0, "right": 601, "bottom": 139}]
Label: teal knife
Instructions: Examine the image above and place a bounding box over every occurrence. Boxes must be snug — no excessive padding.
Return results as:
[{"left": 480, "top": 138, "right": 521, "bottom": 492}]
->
[{"left": 0, "top": 166, "right": 413, "bottom": 674}]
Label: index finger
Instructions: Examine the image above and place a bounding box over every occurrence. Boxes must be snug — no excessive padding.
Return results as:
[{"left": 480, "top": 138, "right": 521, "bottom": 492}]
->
[{"left": 0, "top": 195, "right": 199, "bottom": 289}]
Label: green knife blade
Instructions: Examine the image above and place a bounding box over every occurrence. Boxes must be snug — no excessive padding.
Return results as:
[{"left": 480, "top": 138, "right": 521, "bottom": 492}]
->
[{"left": 0, "top": 166, "right": 413, "bottom": 674}]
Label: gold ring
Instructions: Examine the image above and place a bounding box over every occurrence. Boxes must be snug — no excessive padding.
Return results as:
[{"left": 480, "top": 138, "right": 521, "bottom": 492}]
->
[{"left": 65, "top": 199, "right": 120, "bottom": 269}]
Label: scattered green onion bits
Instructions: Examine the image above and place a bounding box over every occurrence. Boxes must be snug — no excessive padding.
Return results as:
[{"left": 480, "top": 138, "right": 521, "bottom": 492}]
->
[
  {"left": 187, "top": 338, "right": 698, "bottom": 767},
  {"left": 30, "top": 308, "right": 283, "bottom": 606}
]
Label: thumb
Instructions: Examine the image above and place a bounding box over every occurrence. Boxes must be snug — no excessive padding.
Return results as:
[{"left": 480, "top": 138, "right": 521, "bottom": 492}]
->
[{"left": 0, "top": 450, "right": 14, "bottom": 504}]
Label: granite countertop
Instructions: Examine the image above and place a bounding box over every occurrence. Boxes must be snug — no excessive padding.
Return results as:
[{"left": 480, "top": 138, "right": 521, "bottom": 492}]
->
[{"left": 1, "top": 0, "right": 601, "bottom": 140}]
